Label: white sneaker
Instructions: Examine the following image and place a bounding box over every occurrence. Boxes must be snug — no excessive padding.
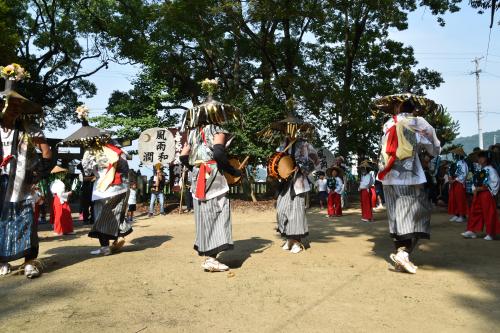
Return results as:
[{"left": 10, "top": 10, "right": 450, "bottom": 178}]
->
[
  {"left": 0, "top": 263, "right": 11, "bottom": 276},
  {"left": 202, "top": 258, "right": 229, "bottom": 272},
  {"left": 449, "top": 216, "right": 458, "bottom": 222},
  {"left": 484, "top": 235, "right": 494, "bottom": 241},
  {"left": 462, "top": 231, "right": 477, "bottom": 239},
  {"left": 389, "top": 248, "right": 417, "bottom": 274},
  {"left": 361, "top": 218, "right": 369, "bottom": 222},
  {"left": 290, "top": 242, "right": 304, "bottom": 254},
  {"left": 455, "top": 217, "right": 465, "bottom": 223},
  {"left": 282, "top": 240, "right": 292, "bottom": 251},
  {"left": 90, "top": 247, "right": 112, "bottom": 256},
  {"left": 24, "top": 263, "right": 41, "bottom": 279}
]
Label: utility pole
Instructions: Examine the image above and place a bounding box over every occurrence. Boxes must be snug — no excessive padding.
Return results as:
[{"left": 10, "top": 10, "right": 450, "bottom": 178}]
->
[{"left": 471, "top": 57, "right": 484, "bottom": 149}]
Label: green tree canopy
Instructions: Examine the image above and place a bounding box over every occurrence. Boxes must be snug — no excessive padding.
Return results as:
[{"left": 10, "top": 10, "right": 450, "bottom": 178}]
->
[{"left": 94, "top": 0, "right": 461, "bottom": 161}]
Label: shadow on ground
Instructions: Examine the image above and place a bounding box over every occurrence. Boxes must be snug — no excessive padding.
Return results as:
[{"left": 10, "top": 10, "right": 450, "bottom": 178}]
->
[
  {"left": 218, "top": 237, "right": 273, "bottom": 269},
  {"left": 306, "top": 203, "right": 500, "bottom": 326},
  {"left": 40, "top": 234, "right": 172, "bottom": 274}
]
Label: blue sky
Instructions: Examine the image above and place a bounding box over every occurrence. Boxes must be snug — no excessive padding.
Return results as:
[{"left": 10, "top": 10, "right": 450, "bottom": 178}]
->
[{"left": 47, "top": 5, "right": 500, "bottom": 173}]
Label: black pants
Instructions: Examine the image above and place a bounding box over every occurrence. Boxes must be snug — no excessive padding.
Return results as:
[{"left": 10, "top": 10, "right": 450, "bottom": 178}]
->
[
  {"left": 98, "top": 235, "right": 110, "bottom": 247},
  {"left": 185, "top": 189, "right": 193, "bottom": 210},
  {"left": 81, "top": 182, "right": 94, "bottom": 224},
  {"left": 394, "top": 238, "right": 419, "bottom": 254}
]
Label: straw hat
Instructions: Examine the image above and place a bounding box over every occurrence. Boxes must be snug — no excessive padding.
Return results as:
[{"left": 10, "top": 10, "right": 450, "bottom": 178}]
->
[
  {"left": 450, "top": 147, "right": 466, "bottom": 156},
  {"left": 51, "top": 165, "right": 68, "bottom": 174},
  {"left": 359, "top": 160, "right": 375, "bottom": 169},
  {"left": 326, "top": 166, "right": 344, "bottom": 177},
  {"left": 371, "top": 93, "right": 443, "bottom": 116}
]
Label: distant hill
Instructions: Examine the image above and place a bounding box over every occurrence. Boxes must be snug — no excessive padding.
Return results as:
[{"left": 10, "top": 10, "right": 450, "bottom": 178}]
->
[{"left": 453, "top": 130, "right": 500, "bottom": 154}]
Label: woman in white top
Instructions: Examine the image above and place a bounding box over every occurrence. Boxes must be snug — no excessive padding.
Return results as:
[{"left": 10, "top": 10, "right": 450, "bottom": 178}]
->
[
  {"left": 462, "top": 151, "right": 500, "bottom": 240},
  {"left": 358, "top": 163, "right": 375, "bottom": 222}
]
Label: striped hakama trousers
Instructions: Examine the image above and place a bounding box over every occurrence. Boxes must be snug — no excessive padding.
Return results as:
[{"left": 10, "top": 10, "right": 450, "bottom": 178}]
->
[
  {"left": 193, "top": 195, "right": 233, "bottom": 257},
  {"left": 0, "top": 201, "right": 38, "bottom": 262},
  {"left": 384, "top": 184, "right": 432, "bottom": 241},
  {"left": 277, "top": 182, "right": 309, "bottom": 239},
  {"left": 89, "top": 192, "right": 132, "bottom": 241}
]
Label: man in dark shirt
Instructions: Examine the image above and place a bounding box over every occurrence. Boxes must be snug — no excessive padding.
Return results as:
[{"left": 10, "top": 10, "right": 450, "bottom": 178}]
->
[{"left": 148, "top": 167, "right": 166, "bottom": 217}]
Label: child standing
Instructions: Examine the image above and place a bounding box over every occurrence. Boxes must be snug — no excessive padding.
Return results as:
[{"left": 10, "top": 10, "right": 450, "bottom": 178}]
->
[
  {"left": 128, "top": 182, "right": 137, "bottom": 222},
  {"left": 50, "top": 166, "right": 74, "bottom": 236},
  {"left": 317, "top": 173, "right": 328, "bottom": 211},
  {"left": 327, "top": 167, "right": 343, "bottom": 218},
  {"left": 462, "top": 151, "right": 500, "bottom": 240},
  {"left": 448, "top": 149, "right": 468, "bottom": 223}
]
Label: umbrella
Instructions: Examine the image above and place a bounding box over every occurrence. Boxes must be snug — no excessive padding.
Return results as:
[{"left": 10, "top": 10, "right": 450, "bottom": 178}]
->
[
  {"left": 62, "top": 124, "right": 111, "bottom": 146},
  {"left": 1, "top": 90, "right": 42, "bottom": 115},
  {"left": 51, "top": 165, "right": 68, "bottom": 174},
  {"left": 371, "top": 93, "right": 444, "bottom": 116},
  {"left": 182, "top": 97, "right": 242, "bottom": 129}
]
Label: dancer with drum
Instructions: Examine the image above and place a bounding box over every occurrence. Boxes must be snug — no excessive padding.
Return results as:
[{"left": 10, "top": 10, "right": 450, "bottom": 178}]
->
[
  {"left": 179, "top": 79, "right": 244, "bottom": 272},
  {"left": 372, "top": 94, "right": 441, "bottom": 274},
  {"left": 261, "top": 114, "right": 319, "bottom": 254}
]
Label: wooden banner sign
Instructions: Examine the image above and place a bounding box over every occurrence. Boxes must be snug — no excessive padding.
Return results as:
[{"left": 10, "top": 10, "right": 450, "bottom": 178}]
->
[
  {"left": 138, "top": 128, "right": 176, "bottom": 166},
  {"left": 316, "top": 148, "right": 335, "bottom": 172}
]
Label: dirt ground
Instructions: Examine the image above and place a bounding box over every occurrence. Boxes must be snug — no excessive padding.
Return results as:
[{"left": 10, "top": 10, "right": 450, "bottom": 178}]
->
[{"left": 1, "top": 202, "right": 499, "bottom": 333}]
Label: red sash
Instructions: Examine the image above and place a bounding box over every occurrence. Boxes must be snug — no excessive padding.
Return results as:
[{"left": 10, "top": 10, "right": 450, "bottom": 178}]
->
[
  {"left": 378, "top": 116, "right": 398, "bottom": 180},
  {"left": 195, "top": 160, "right": 216, "bottom": 200}
]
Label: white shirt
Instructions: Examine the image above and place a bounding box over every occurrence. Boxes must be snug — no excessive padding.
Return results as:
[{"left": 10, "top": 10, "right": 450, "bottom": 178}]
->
[
  {"left": 317, "top": 179, "right": 327, "bottom": 192},
  {"left": 1, "top": 126, "right": 43, "bottom": 202},
  {"left": 50, "top": 179, "right": 70, "bottom": 204},
  {"left": 128, "top": 189, "right": 137, "bottom": 205},
  {"left": 334, "top": 177, "right": 343, "bottom": 194},
  {"left": 378, "top": 114, "right": 441, "bottom": 186},
  {"left": 485, "top": 165, "right": 499, "bottom": 196},
  {"left": 359, "top": 173, "right": 374, "bottom": 190},
  {"left": 453, "top": 160, "right": 468, "bottom": 184}
]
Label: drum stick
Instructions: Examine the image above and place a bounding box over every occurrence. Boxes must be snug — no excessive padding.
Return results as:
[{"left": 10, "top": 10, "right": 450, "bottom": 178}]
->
[
  {"left": 178, "top": 167, "right": 185, "bottom": 214},
  {"left": 283, "top": 139, "right": 297, "bottom": 153},
  {"left": 239, "top": 156, "right": 251, "bottom": 170}
]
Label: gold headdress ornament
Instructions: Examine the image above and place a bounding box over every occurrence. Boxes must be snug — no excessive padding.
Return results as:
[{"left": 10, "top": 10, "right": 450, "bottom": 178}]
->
[
  {"left": 61, "top": 105, "right": 111, "bottom": 147},
  {"left": 1, "top": 63, "right": 42, "bottom": 127},
  {"left": 257, "top": 113, "right": 315, "bottom": 140},
  {"left": 370, "top": 93, "right": 444, "bottom": 117},
  {"left": 258, "top": 97, "right": 315, "bottom": 140},
  {"left": 182, "top": 78, "right": 242, "bottom": 129}
]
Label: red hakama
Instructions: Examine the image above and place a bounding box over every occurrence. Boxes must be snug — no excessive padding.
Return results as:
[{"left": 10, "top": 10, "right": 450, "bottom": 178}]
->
[
  {"left": 370, "top": 187, "right": 377, "bottom": 207},
  {"left": 327, "top": 192, "right": 342, "bottom": 217},
  {"left": 448, "top": 181, "right": 468, "bottom": 216},
  {"left": 360, "top": 189, "right": 373, "bottom": 221},
  {"left": 51, "top": 194, "right": 73, "bottom": 235},
  {"left": 466, "top": 191, "right": 500, "bottom": 236}
]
